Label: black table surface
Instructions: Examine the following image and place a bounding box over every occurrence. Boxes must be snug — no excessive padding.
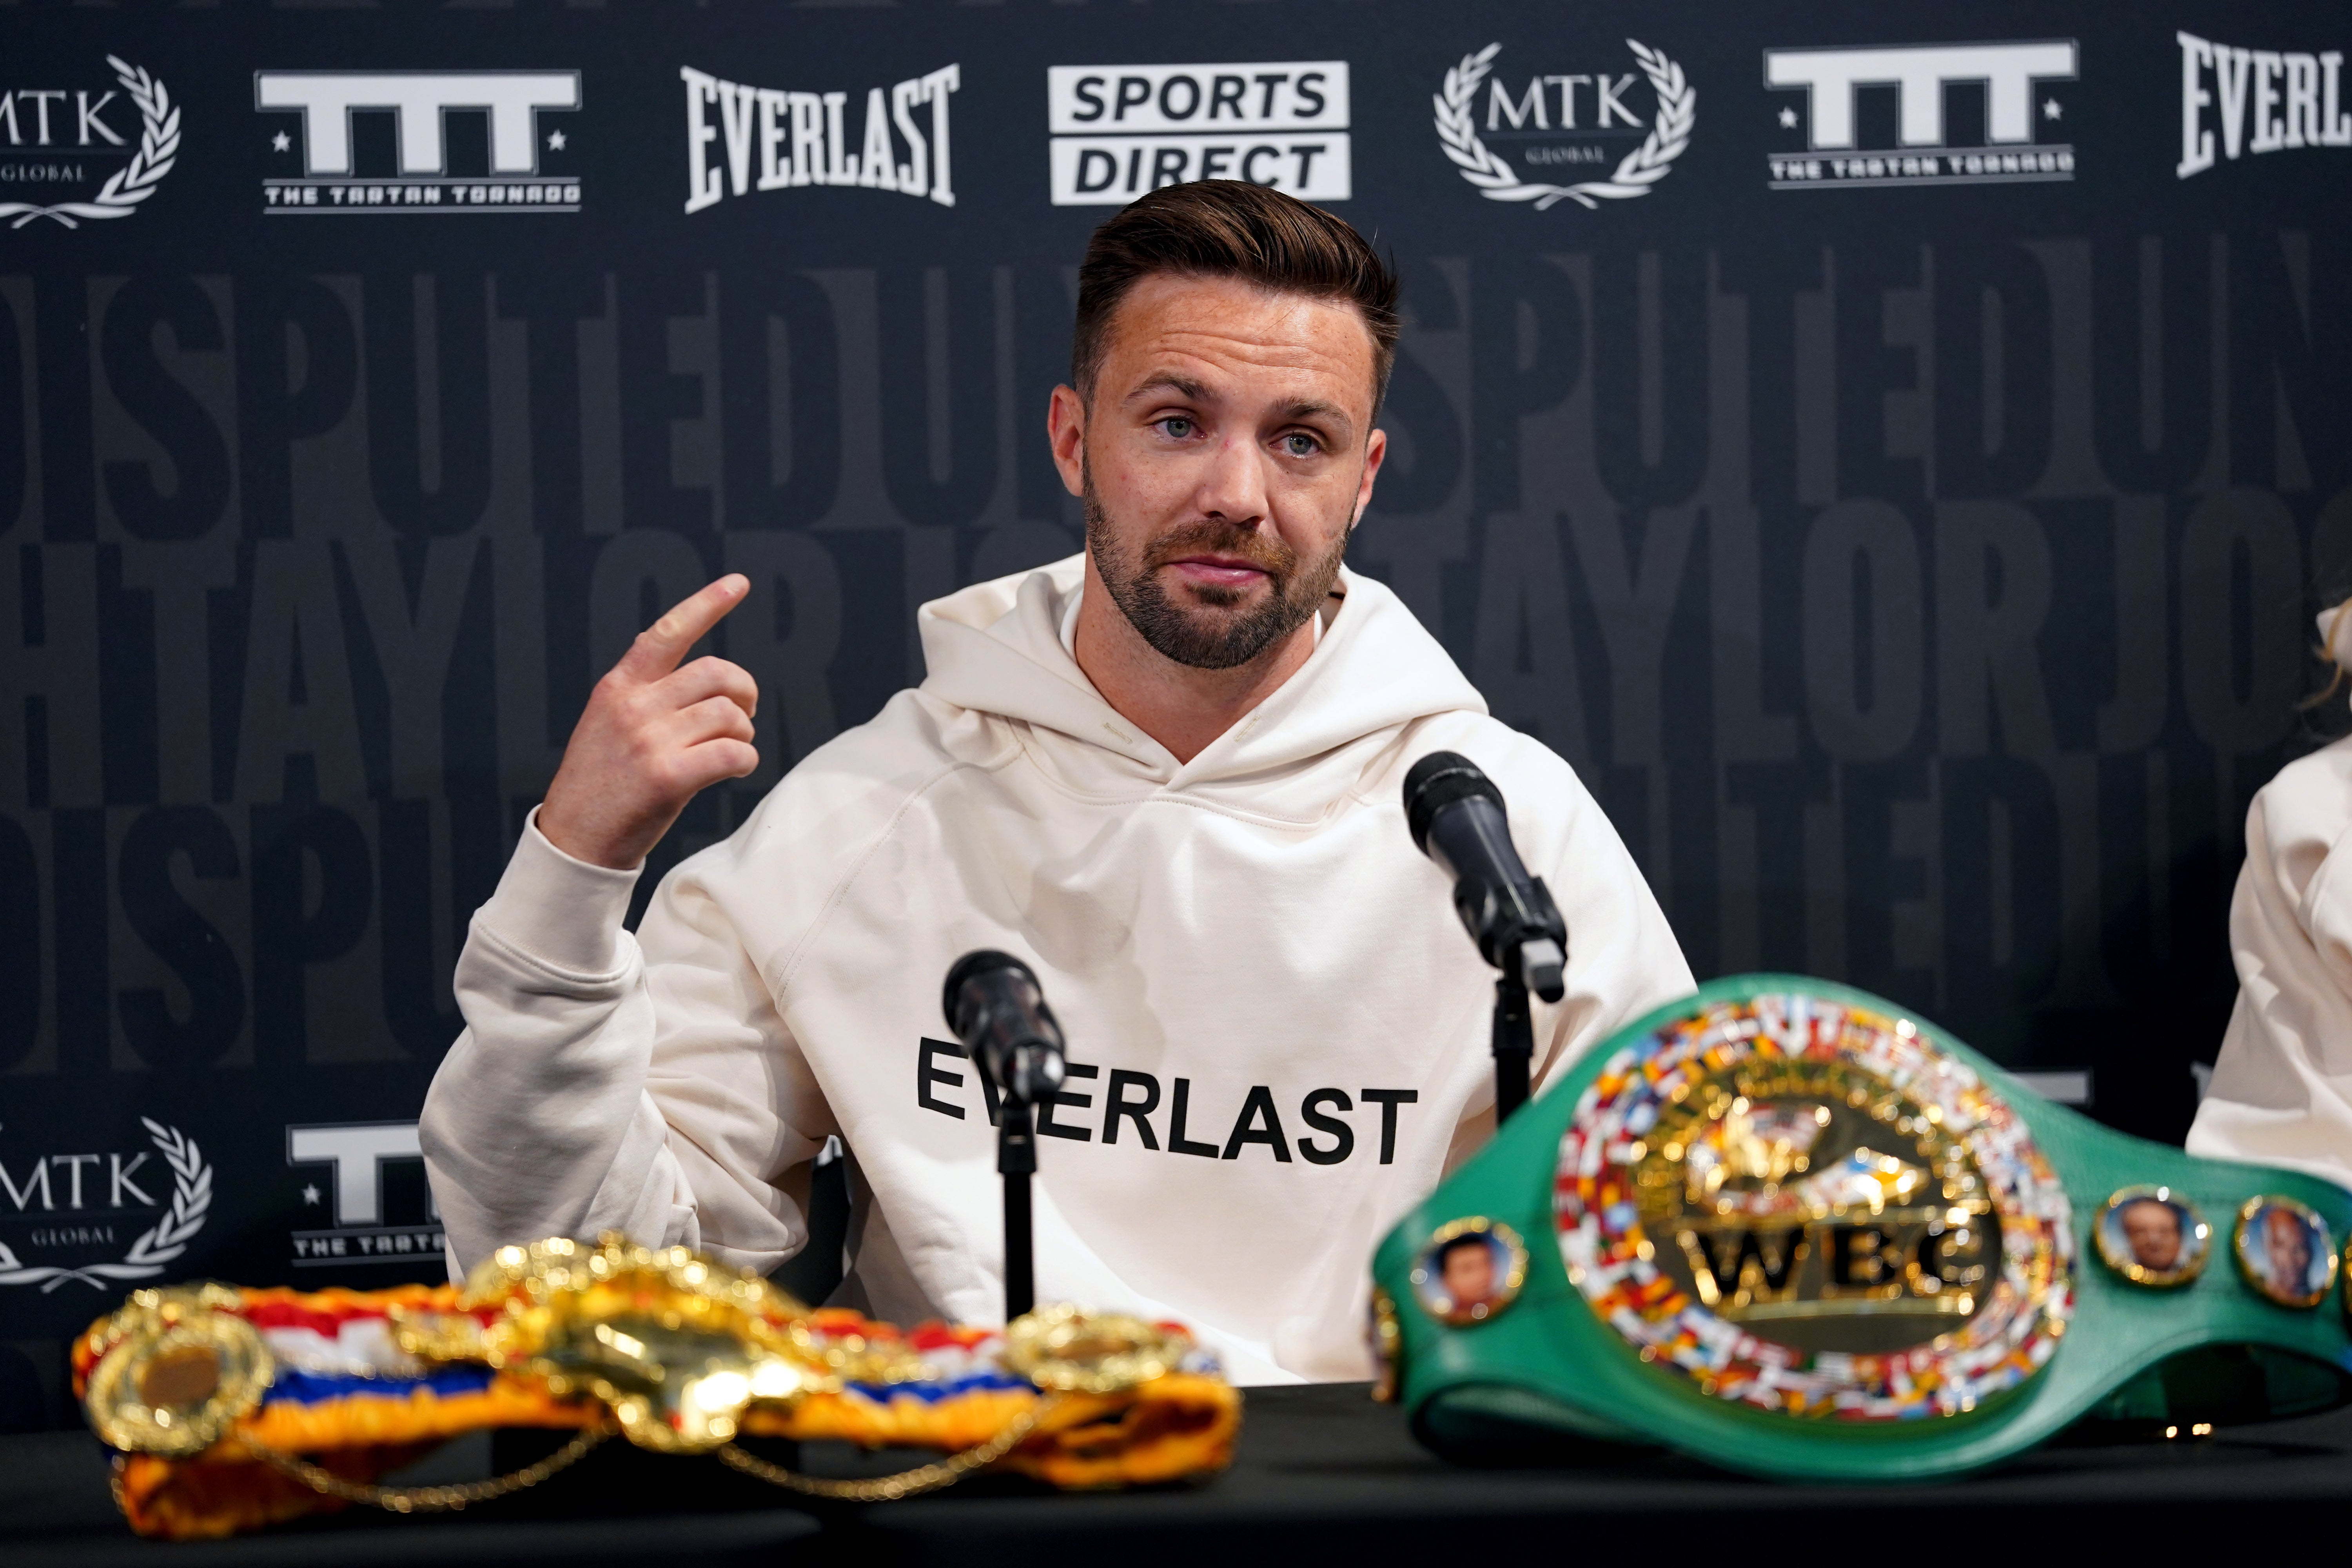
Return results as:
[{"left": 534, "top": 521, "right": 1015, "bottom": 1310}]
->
[{"left": 9, "top": 1383, "right": 2352, "bottom": 1566}]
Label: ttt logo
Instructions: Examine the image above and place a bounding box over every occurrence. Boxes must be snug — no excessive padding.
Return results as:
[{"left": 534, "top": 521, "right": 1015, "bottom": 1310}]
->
[
  {"left": 1763, "top": 40, "right": 2076, "bottom": 189},
  {"left": 286, "top": 1121, "right": 445, "bottom": 1266},
  {"left": 256, "top": 69, "right": 583, "bottom": 212}
]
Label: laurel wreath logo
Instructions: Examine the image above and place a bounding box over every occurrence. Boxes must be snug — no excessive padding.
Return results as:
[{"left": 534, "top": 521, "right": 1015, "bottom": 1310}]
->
[
  {"left": 1434, "top": 40, "right": 1693, "bottom": 211},
  {"left": 0, "top": 1119, "right": 212, "bottom": 1292},
  {"left": 0, "top": 56, "right": 179, "bottom": 230}
]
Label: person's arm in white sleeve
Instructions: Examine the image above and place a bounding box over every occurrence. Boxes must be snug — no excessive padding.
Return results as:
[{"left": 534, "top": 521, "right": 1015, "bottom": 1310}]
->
[
  {"left": 421, "top": 809, "right": 679, "bottom": 1272},
  {"left": 422, "top": 808, "right": 832, "bottom": 1277},
  {"left": 2188, "top": 740, "right": 2352, "bottom": 1186},
  {"left": 422, "top": 572, "right": 828, "bottom": 1278}
]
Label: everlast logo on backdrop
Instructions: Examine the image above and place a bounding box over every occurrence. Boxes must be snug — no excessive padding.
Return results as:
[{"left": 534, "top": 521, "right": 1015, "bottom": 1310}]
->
[
  {"left": 2175, "top": 32, "right": 2352, "bottom": 178},
  {"left": 916, "top": 1040, "right": 1417, "bottom": 1165},
  {"left": 681, "top": 64, "right": 960, "bottom": 213},
  {"left": 1047, "top": 62, "right": 1348, "bottom": 205},
  {"left": 1764, "top": 40, "right": 2076, "bottom": 189},
  {"left": 256, "top": 69, "right": 583, "bottom": 212},
  {"left": 285, "top": 1122, "right": 443, "bottom": 1267},
  {"left": 0, "top": 55, "right": 177, "bottom": 230},
  {"left": 1432, "top": 41, "right": 1693, "bottom": 212}
]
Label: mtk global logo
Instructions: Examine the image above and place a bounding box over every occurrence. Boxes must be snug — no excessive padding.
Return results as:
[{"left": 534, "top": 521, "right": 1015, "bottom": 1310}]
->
[
  {"left": 1763, "top": 40, "right": 2077, "bottom": 189},
  {"left": 0, "top": 55, "right": 178, "bottom": 230},
  {"left": 1433, "top": 40, "right": 1693, "bottom": 211},
  {"left": 2175, "top": 32, "right": 2352, "bottom": 178},
  {"left": 256, "top": 70, "right": 583, "bottom": 213},
  {"left": 287, "top": 1121, "right": 444, "bottom": 1266},
  {"left": 0, "top": 1118, "right": 210, "bottom": 1290},
  {"left": 682, "top": 64, "right": 960, "bottom": 212},
  {"left": 1047, "top": 62, "right": 1348, "bottom": 205}
]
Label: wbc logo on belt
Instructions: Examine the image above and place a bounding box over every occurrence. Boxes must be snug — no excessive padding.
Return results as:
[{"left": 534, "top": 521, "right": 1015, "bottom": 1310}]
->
[{"left": 1555, "top": 993, "right": 2074, "bottom": 1419}]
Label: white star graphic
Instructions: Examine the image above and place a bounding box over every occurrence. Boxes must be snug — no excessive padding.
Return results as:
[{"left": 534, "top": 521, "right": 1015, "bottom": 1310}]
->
[
  {"left": 546, "top": 129, "right": 567, "bottom": 151},
  {"left": 301, "top": 1184, "right": 321, "bottom": 1205},
  {"left": 2044, "top": 99, "right": 2062, "bottom": 121},
  {"left": 1778, "top": 106, "right": 1798, "bottom": 129},
  {"left": 272, "top": 130, "right": 290, "bottom": 152}
]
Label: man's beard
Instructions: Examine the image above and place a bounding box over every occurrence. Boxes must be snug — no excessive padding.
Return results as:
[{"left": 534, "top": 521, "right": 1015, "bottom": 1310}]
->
[{"left": 1083, "top": 468, "right": 1350, "bottom": 672}]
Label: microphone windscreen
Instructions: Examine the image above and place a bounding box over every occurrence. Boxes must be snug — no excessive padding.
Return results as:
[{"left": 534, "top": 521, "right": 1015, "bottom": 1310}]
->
[
  {"left": 1403, "top": 751, "right": 1506, "bottom": 857},
  {"left": 943, "top": 949, "right": 1033, "bottom": 1037}
]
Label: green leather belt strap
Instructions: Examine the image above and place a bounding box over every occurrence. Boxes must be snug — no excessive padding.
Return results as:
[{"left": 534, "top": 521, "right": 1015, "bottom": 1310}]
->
[{"left": 1372, "top": 975, "right": 2352, "bottom": 1482}]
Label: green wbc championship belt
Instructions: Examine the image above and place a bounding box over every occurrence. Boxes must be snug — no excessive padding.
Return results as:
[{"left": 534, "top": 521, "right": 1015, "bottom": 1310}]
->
[{"left": 1371, "top": 976, "right": 2352, "bottom": 1482}]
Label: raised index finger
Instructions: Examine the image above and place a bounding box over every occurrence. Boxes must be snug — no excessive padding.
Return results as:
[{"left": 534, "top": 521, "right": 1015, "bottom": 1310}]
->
[{"left": 615, "top": 574, "right": 750, "bottom": 681}]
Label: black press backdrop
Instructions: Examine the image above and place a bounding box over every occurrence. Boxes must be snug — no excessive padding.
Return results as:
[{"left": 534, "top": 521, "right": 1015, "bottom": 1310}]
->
[{"left": 2, "top": 0, "right": 2346, "bottom": 1426}]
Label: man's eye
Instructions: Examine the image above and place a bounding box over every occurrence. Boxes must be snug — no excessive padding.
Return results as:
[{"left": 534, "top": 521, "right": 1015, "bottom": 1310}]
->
[
  {"left": 1282, "top": 432, "right": 1320, "bottom": 457},
  {"left": 1158, "top": 417, "right": 1195, "bottom": 439}
]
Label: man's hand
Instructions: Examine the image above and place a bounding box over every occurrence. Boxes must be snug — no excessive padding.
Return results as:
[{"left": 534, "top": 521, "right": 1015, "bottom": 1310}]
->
[{"left": 537, "top": 575, "right": 759, "bottom": 871}]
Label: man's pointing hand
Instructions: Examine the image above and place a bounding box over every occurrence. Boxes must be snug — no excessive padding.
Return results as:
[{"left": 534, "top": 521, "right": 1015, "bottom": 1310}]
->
[{"left": 537, "top": 575, "right": 760, "bottom": 871}]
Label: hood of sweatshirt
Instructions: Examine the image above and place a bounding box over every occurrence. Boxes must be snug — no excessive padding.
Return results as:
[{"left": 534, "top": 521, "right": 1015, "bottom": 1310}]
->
[{"left": 916, "top": 555, "right": 1488, "bottom": 818}]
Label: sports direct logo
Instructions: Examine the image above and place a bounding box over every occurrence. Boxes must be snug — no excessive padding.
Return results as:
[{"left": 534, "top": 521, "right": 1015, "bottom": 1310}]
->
[
  {"left": 1763, "top": 40, "right": 2076, "bottom": 189},
  {"left": 257, "top": 70, "right": 582, "bottom": 212},
  {"left": 1047, "top": 62, "right": 1348, "bottom": 205}
]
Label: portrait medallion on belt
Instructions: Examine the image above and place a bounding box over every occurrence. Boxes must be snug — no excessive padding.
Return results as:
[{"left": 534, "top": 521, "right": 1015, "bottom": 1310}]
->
[
  {"left": 2233, "top": 1196, "right": 2338, "bottom": 1310},
  {"left": 1555, "top": 993, "right": 2073, "bottom": 1419},
  {"left": 1409, "top": 1218, "right": 1527, "bottom": 1326},
  {"left": 2094, "top": 1186, "right": 2209, "bottom": 1288}
]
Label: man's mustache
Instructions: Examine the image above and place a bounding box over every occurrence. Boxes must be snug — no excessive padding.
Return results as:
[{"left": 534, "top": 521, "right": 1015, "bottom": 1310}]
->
[{"left": 1140, "top": 520, "right": 1296, "bottom": 578}]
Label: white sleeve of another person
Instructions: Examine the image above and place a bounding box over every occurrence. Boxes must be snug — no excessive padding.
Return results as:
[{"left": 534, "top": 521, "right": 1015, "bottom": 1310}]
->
[{"left": 2188, "top": 735, "right": 2352, "bottom": 1188}]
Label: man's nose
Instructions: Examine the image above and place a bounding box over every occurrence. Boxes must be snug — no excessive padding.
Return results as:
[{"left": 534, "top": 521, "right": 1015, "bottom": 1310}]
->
[{"left": 1195, "top": 433, "right": 1270, "bottom": 527}]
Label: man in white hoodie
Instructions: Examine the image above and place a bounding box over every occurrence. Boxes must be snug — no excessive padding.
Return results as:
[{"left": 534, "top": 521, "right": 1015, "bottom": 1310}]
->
[{"left": 421, "top": 182, "right": 1693, "bottom": 1383}]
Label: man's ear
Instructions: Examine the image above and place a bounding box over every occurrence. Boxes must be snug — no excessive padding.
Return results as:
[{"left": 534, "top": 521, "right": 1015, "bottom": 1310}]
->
[
  {"left": 1350, "top": 425, "right": 1388, "bottom": 531},
  {"left": 1047, "top": 384, "right": 1089, "bottom": 499}
]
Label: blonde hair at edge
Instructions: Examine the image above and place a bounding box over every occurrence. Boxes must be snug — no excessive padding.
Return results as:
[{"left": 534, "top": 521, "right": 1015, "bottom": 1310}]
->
[{"left": 2311, "top": 598, "right": 2352, "bottom": 709}]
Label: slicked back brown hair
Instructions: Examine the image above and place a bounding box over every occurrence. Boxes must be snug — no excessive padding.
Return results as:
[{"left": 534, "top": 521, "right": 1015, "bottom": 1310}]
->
[{"left": 1071, "top": 181, "right": 1401, "bottom": 423}]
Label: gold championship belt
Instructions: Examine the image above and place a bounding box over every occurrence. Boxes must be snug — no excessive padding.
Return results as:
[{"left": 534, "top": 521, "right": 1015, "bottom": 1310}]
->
[{"left": 76, "top": 1234, "right": 1240, "bottom": 1539}]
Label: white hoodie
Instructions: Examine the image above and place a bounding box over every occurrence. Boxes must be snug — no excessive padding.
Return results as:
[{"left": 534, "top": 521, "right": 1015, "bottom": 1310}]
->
[
  {"left": 2188, "top": 728, "right": 2352, "bottom": 1187},
  {"left": 421, "top": 557, "right": 1692, "bottom": 1383}
]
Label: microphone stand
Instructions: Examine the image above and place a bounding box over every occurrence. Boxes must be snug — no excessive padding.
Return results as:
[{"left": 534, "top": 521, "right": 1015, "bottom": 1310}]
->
[
  {"left": 997, "top": 1093, "right": 1038, "bottom": 1322},
  {"left": 1401, "top": 754, "right": 1566, "bottom": 1134},
  {"left": 1491, "top": 971, "right": 1535, "bottom": 1123},
  {"left": 943, "top": 950, "right": 1064, "bottom": 1329},
  {"left": 1481, "top": 925, "right": 1562, "bottom": 1129}
]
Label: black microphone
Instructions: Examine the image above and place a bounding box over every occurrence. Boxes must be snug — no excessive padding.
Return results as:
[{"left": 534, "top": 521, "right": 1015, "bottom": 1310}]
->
[
  {"left": 943, "top": 950, "right": 1065, "bottom": 1322},
  {"left": 1403, "top": 752, "right": 1568, "bottom": 1002},
  {"left": 942, "top": 950, "right": 1068, "bottom": 1106}
]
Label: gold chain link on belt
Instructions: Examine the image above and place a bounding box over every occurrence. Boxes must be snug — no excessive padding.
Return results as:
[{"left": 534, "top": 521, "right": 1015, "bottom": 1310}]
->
[
  {"left": 713, "top": 1398, "right": 1054, "bottom": 1501},
  {"left": 245, "top": 1426, "right": 610, "bottom": 1513},
  {"left": 243, "top": 1398, "right": 1051, "bottom": 1512}
]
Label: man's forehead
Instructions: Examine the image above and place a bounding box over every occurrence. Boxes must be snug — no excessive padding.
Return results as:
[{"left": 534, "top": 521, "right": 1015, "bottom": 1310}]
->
[{"left": 1099, "top": 274, "right": 1375, "bottom": 403}]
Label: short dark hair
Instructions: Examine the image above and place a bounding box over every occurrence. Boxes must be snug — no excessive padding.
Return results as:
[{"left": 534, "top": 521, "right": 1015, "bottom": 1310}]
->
[
  {"left": 1437, "top": 1234, "right": 1490, "bottom": 1268},
  {"left": 1071, "top": 181, "right": 1401, "bottom": 420}
]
